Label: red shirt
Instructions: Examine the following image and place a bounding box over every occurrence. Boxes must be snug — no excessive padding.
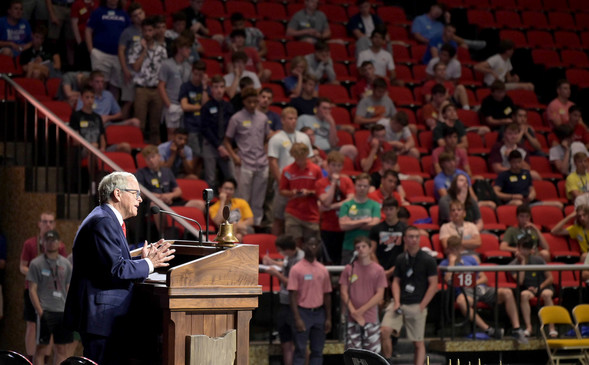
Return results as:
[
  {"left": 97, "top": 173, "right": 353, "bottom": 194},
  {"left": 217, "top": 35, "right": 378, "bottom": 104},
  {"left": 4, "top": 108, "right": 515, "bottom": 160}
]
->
[
  {"left": 280, "top": 161, "right": 323, "bottom": 222},
  {"left": 71, "top": 0, "right": 98, "bottom": 39},
  {"left": 315, "top": 175, "right": 355, "bottom": 231},
  {"left": 367, "top": 189, "right": 402, "bottom": 219},
  {"left": 20, "top": 236, "right": 67, "bottom": 289},
  {"left": 357, "top": 139, "right": 393, "bottom": 174}
]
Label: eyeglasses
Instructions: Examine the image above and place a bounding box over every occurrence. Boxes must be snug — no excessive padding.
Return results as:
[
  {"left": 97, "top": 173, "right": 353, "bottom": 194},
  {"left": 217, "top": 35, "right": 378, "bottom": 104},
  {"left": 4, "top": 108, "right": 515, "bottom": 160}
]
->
[{"left": 119, "top": 188, "right": 141, "bottom": 200}]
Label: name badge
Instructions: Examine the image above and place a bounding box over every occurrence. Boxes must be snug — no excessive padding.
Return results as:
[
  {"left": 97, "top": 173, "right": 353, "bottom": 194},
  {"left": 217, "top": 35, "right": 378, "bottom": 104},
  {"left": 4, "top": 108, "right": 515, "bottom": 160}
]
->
[
  {"left": 349, "top": 274, "right": 358, "bottom": 283},
  {"left": 304, "top": 274, "right": 313, "bottom": 280},
  {"left": 108, "top": 10, "right": 115, "bottom": 15},
  {"left": 210, "top": 106, "right": 218, "bottom": 114},
  {"left": 151, "top": 178, "right": 159, "bottom": 188},
  {"left": 79, "top": 7, "right": 87, "bottom": 15},
  {"left": 41, "top": 269, "right": 51, "bottom": 276},
  {"left": 282, "top": 140, "right": 291, "bottom": 148},
  {"left": 504, "top": 107, "right": 512, "bottom": 115},
  {"left": 242, "top": 120, "right": 251, "bottom": 127},
  {"left": 405, "top": 284, "right": 415, "bottom": 293},
  {"left": 509, "top": 175, "right": 518, "bottom": 182},
  {"left": 406, "top": 268, "right": 413, "bottom": 277},
  {"left": 80, "top": 121, "right": 89, "bottom": 128},
  {"left": 53, "top": 291, "right": 62, "bottom": 298}
]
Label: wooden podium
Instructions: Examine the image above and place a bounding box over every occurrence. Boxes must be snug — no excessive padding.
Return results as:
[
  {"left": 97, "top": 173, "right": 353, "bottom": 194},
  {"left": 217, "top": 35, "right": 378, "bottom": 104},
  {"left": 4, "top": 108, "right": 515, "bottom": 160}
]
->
[{"left": 134, "top": 242, "right": 262, "bottom": 365}]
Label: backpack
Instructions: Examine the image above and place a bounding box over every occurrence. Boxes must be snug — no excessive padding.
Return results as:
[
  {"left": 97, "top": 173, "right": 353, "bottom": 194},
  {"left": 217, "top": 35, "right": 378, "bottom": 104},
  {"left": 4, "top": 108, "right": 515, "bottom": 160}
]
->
[{"left": 472, "top": 179, "right": 501, "bottom": 206}]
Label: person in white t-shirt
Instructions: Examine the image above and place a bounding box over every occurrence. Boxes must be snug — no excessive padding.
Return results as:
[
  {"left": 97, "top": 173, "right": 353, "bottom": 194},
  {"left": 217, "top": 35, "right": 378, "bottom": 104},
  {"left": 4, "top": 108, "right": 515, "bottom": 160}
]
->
[
  {"left": 474, "top": 39, "right": 533, "bottom": 91},
  {"left": 357, "top": 29, "right": 399, "bottom": 85},
  {"left": 425, "top": 43, "right": 461, "bottom": 82}
]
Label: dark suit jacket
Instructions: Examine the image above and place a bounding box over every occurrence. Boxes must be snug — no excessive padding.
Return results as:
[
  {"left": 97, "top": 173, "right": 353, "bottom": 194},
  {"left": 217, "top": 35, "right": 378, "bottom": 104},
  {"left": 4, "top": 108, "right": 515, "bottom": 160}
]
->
[{"left": 64, "top": 204, "right": 149, "bottom": 337}]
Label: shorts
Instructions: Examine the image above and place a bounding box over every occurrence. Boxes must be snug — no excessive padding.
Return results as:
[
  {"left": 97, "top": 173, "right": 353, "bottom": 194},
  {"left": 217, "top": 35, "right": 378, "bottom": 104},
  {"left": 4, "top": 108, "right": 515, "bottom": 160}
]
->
[
  {"left": 47, "top": 4, "right": 74, "bottom": 40},
  {"left": 272, "top": 183, "right": 288, "bottom": 220},
  {"left": 277, "top": 304, "right": 294, "bottom": 343},
  {"left": 90, "top": 48, "right": 122, "bottom": 87},
  {"left": 162, "top": 104, "right": 184, "bottom": 129},
  {"left": 24, "top": 289, "right": 37, "bottom": 322},
  {"left": 462, "top": 286, "right": 496, "bottom": 306},
  {"left": 284, "top": 213, "right": 319, "bottom": 241},
  {"left": 382, "top": 303, "right": 427, "bottom": 342},
  {"left": 37, "top": 311, "right": 73, "bottom": 345},
  {"left": 346, "top": 321, "right": 381, "bottom": 353}
]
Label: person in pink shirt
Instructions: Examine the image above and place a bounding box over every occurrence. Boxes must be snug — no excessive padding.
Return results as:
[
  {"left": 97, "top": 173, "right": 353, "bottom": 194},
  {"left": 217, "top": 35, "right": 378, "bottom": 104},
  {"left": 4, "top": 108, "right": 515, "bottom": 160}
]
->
[
  {"left": 339, "top": 236, "right": 387, "bottom": 352},
  {"left": 546, "top": 79, "right": 575, "bottom": 129},
  {"left": 431, "top": 126, "right": 471, "bottom": 176},
  {"left": 288, "top": 237, "right": 332, "bottom": 365}
]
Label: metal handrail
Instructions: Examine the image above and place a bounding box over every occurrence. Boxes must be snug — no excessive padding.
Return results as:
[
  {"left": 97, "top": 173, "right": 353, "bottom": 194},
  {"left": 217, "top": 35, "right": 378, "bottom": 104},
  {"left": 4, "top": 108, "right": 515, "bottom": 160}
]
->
[{"left": 0, "top": 74, "right": 201, "bottom": 239}]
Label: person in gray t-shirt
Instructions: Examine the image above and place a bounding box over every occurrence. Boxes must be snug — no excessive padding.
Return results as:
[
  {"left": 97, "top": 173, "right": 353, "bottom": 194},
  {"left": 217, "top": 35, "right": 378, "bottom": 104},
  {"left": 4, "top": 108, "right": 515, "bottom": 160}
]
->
[
  {"left": 286, "top": 0, "right": 330, "bottom": 43},
  {"left": 355, "top": 77, "right": 397, "bottom": 129}
]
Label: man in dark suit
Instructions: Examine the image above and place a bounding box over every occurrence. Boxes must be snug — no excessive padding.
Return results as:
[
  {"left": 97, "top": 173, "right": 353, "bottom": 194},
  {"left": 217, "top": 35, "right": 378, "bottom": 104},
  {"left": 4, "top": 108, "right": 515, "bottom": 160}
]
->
[{"left": 64, "top": 171, "right": 175, "bottom": 364}]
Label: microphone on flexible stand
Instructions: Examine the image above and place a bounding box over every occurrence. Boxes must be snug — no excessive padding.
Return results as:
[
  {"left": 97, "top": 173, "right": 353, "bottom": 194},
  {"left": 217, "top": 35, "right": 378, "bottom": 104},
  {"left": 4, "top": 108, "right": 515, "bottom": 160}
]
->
[
  {"left": 150, "top": 206, "right": 203, "bottom": 244},
  {"left": 349, "top": 251, "right": 358, "bottom": 265}
]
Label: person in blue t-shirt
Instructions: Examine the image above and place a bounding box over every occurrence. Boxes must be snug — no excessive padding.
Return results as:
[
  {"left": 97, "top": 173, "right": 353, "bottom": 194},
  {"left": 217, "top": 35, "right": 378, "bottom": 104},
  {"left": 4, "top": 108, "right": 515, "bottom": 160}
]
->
[
  {"left": 0, "top": 0, "right": 32, "bottom": 57},
  {"left": 411, "top": 4, "right": 444, "bottom": 46},
  {"left": 433, "top": 151, "right": 471, "bottom": 201},
  {"left": 422, "top": 24, "right": 458, "bottom": 65},
  {"left": 86, "top": 0, "right": 130, "bottom": 91},
  {"left": 179, "top": 60, "right": 209, "bottom": 160}
]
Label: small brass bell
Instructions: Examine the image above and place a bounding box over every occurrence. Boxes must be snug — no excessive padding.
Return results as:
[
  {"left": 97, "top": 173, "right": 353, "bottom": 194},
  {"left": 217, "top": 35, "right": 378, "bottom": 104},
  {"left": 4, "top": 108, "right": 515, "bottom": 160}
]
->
[{"left": 214, "top": 205, "right": 239, "bottom": 247}]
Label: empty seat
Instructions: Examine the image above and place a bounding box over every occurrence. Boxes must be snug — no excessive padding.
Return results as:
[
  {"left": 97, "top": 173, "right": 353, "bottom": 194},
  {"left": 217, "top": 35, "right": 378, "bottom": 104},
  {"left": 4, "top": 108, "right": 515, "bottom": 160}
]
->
[
  {"left": 257, "top": 2, "right": 287, "bottom": 21},
  {"left": 527, "top": 30, "right": 555, "bottom": 49},
  {"left": 318, "top": 84, "right": 353, "bottom": 105},
  {"left": 531, "top": 205, "right": 563, "bottom": 231},
  {"left": 103, "top": 152, "right": 136, "bottom": 173},
  {"left": 507, "top": 89, "right": 545, "bottom": 109},
  {"left": 533, "top": 180, "right": 568, "bottom": 204},
  {"left": 532, "top": 49, "right": 562, "bottom": 69},
  {"left": 265, "top": 40, "right": 286, "bottom": 61},
  {"left": 566, "top": 68, "right": 589, "bottom": 89},
  {"left": 320, "top": 4, "right": 348, "bottom": 23},
  {"left": 467, "top": 9, "right": 496, "bottom": 29},
  {"left": 495, "top": 10, "right": 522, "bottom": 28},
  {"left": 175, "top": 178, "right": 209, "bottom": 201},
  {"left": 200, "top": 1, "right": 226, "bottom": 18},
  {"left": 256, "top": 21, "right": 286, "bottom": 41},
  {"left": 548, "top": 12, "right": 578, "bottom": 32},
  {"left": 225, "top": 1, "right": 256, "bottom": 19},
  {"left": 105, "top": 125, "right": 146, "bottom": 150},
  {"left": 561, "top": 50, "right": 589, "bottom": 68},
  {"left": 522, "top": 11, "right": 551, "bottom": 30},
  {"left": 378, "top": 6, "right": 410, "bottom": 26},
  {"left": 286, "top": 41, "right": 315, "bottom": 58},
  {"left": 499, "top": 30, "right": 528, "bottom": 48},
  {"left": 554, "top": 31, "right": 582, "bottom": 49}
]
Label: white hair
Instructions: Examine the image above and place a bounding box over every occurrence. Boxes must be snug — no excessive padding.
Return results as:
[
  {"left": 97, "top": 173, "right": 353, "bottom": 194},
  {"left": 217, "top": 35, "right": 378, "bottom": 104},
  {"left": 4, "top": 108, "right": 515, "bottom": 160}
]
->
[{"left": 98, "top": 172, "right": 136, "bottom": 204}]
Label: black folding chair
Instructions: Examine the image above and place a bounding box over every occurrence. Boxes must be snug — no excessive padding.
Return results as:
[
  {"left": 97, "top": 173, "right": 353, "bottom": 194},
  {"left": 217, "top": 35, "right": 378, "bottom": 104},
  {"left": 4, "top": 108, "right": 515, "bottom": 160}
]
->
[
  {"left": 0, "top": 350, "right": 32, "bottom": 365},
  {"left": 343, "top": 348, "right": 390, "bottom": 365}
]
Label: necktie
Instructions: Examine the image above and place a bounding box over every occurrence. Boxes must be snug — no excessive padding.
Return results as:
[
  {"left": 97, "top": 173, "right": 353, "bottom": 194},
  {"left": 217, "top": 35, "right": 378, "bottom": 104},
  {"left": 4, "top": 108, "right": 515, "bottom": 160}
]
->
[{"left": 122, "top": 222, "right": 127, "bottom": 238}]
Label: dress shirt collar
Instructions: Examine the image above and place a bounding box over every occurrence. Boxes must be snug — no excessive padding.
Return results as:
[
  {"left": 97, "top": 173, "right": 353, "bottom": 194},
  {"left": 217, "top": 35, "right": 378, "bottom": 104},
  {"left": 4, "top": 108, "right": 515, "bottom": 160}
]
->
[{"left": 106, "top": 203, "right": 124, "bottom": 226}]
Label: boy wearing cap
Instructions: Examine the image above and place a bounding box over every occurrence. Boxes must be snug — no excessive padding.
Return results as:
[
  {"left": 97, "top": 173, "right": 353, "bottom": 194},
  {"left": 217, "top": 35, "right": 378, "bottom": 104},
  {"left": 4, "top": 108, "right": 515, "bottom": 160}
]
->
[{"left": 27, "top": 230, "right": 73, "bottom": 365}]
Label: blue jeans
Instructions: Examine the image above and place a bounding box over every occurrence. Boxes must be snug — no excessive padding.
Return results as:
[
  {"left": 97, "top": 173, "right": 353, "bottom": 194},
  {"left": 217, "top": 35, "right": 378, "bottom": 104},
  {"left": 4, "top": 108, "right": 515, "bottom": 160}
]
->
[{"left": 293, "top": 307, "right": 326, "bottom": 365}]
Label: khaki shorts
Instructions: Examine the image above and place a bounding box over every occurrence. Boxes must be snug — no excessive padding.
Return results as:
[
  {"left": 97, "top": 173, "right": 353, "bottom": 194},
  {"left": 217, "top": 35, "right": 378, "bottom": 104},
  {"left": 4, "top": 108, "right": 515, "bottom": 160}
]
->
[
  {"left": 90, "top": 48, "right": 122, "bottom": 87},
  {"left": 381, "top": 302, "right": 427, "bottom": 342},
  {"left": 284, "top": 212, "right": 319, "bottom": 241}
]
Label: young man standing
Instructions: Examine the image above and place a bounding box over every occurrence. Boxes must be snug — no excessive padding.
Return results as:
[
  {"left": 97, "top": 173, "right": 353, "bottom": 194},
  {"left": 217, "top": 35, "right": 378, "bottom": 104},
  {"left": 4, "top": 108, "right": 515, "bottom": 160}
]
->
[
  {"left": 316, "top": 151, "right": 355, "bottom": 264},
  {"left": 20, "top": 212, "right": 67, "bottom": 359},
  {"left": 339, "top": 237, "right": 387, "bottom": 352},
  {"left": 268, "top": 108, "right": 312, "bottom": 235},
  {"left": 224, "top": 87, "right": 270, "bottom": 226},
  {"left": 27, "top": 230, "right": 73, "bottom": 365},
  {"left": 179, "top": 60, "right": 208, "bottom": 170},
  {"left": 159, "top": 36, "right": 193, "bottom": 139},
  {"left": 369, "top": 197, "right": 407, "bottom": 279},
  {"left": 200, "top": 75, "right": 234, "bottom": 188},
  {"left": 288, "top": 238, "right": 332, "bottom": 365},
  {"left": 257, "top": 87, "right": 282, "bottom": 133},
  {"left": 280, "top": 143, "right": 323, "bottom": 247},
  {"left": 128, "top": 16, "right": 167, "bottom": 144},
  {"left": 385, "top": 226, "right": 438, "bottom": 365},
  {"left": 339, "top": 173, "right": 381, "bottom": 264}
]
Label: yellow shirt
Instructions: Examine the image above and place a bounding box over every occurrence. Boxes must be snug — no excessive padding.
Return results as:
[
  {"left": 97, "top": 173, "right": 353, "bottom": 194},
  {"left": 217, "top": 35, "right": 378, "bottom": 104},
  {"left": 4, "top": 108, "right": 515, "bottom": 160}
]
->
[
  {"left": 209, "top": 197, "right": 253, "bottom": 224},
  {"left": 565, "top": 171, "right": 589, "bottom": 200},
  {"left": 567, "top": 224, "right": 589, "bottom": 253}
]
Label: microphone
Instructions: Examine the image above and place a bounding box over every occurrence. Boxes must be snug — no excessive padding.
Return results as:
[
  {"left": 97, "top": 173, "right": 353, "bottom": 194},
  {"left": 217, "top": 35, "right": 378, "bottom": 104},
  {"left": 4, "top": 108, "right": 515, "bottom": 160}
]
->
[
  {"left": 349, "top": 251, "right": 358, "bottom": 264},
  {"left": 150, "top": 206, "right": 203, "bottom": 244}
]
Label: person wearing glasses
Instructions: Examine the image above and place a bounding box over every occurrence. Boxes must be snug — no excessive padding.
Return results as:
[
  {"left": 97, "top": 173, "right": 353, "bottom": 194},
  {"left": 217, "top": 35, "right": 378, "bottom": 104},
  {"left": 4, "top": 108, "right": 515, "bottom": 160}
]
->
[{"left": 64, "top": 172, "right": 175, "bottom": 364}]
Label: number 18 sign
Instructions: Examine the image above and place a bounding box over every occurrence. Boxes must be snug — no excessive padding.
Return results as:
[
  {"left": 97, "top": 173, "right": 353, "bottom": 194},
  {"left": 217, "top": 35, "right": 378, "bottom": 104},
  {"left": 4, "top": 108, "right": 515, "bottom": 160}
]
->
[{"left": 453, "top": 272, "right": 476, "bottom": 288}]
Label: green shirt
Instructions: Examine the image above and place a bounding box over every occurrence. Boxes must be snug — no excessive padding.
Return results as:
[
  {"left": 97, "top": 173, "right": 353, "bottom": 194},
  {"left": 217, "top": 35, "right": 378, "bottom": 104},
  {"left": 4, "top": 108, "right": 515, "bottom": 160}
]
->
[{"left": 339, "top": 199, "right": 381, "bottom": 251}]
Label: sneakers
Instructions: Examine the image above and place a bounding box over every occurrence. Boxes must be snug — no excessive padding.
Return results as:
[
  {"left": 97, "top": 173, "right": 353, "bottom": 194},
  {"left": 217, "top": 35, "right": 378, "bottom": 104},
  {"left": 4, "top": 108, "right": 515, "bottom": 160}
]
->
[
  {"left": 513, "top": 328, "right": 529, "bottom": 344},
  {"left": 486, "top": 326, "right": 505, "bottom": 339}
]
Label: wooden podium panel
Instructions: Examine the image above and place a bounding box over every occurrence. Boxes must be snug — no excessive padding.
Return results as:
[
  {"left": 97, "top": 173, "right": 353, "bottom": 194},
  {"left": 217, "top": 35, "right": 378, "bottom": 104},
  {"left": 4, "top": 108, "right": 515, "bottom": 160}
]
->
[{"left": 136, "top": 243, "right": 262, "bottom": 365}]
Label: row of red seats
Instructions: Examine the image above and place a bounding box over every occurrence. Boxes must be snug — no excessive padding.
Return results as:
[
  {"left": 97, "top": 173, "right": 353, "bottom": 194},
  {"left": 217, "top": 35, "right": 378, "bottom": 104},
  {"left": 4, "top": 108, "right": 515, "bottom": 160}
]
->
[
  {"left": 468, "top": 10, "right": 589, "bottom": 31},
  {"left": 441, "top": 0, "right": 589, "bottom": 13}
]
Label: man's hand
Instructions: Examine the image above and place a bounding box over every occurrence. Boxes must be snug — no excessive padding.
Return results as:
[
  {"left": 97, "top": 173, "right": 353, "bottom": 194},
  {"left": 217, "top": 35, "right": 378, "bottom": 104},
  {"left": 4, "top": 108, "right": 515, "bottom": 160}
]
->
[
  {"left": 233, "top": 155, "right": 242, "bottom": 166},
  {"left": 142, "top": 239, "right": 175, "bottom": 268},
  {"left": 351, "top": 310, "right": 365, "bottom": 326},
  {"left": 218, "top": 145, "right": 229, "bottom": 158},
  {"left": 370, "top": 137, "right": 380, "bottom": 150},
  {"left": 324, "top": 317, "right": 332, "bottom": 333},
  {"left": 295, "top": 317, "right": 306, "bottom": 332}
]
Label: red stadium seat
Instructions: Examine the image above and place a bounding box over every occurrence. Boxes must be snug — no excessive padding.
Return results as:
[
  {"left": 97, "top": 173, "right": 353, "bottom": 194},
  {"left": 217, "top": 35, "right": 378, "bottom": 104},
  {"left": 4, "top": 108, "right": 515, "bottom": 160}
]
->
[
  {"left": 548, "top": 13, "right": 578, "bottom": 32},
  {"left": 405, "top": 205, "right": 439, "bottom": 231},
  {"left": 570, "top": 0, "right": 589, "bottom": 12},
  {"left": 527, "top": 30, "right": 555, "bottom": 49},
  {"left": 332, "top": 106, "right": 352, "bottom": 126},
  {"left": 391, "top": 44, "right": 411, "bottom": 63},
  {"left": 258, "top": 272, "right": 280, "bottom": 292},
  {"left": 517, "top": 0, "right": 543, "bottom": 11},
  {"left": 201, "top": 0, "right": 226, "bottom": 18},
  {"left": 320, "top": 4, "right": 348, "bottom": 23},
  {"left": 410, "top": 45, "right": 427, "bottom": 63},
  {"left": 136, "top": 0, "right": 164, "bottom": 16},
  {"left": 412, "top": 64, "right": 427, "bottom": 83},
  {"left": 198, "top": 38, "right": 223, "bottom": 59},
  {"left": 175, "top": 179, "right": 209, "bottom": 202},
  {"left": 286, "top": 3, "right": 305, "bottom": 17},
  {"left": 543, "top": 0, "right": 571, "bottom": 11},
  {"left": 468, "top": 156, "right": 497, "bottom": 180},
  {"left": 38, "top": 101, "right": 72, "bottom": 121},
  {"left": 529, "top": 155, "right": 563, "bottom": 180},
  {"left": 103, "top": 152, "right": 136, "bottom": 173},
  {"left": 459, "top": 110, "right": 482, "bottom": 128},
  {"left": 388, "top": 86, "right": 419, "bottom": 107},
  {"left": 467, "top": 9, "right": 497, "bottom": 29},
  {"left": 477, "top": 233, "right": 512, "bottom": 264},
  {"left": 533, "top": 180, "right": 568, "bottom": 204},
  {"left": 496, "top": 205, "right": 518, "bottom": 227},
  {"left": 105, "top": 125, "right": 146, "bottom": 150},
  {"left": 400, "top": 180, "right": 436, "bottom": 205},
  {"left": 499, "top": 30, "right": 529, "bottom": 48},
  {"left": 265, "top": 40, "right": 286, "bottom": 61},
  {"left": 418, "top": 130, "right": 433, "bottom": 151},
  {"left": 532, "top": 49, "right": 562, "bottom": 69},
  {"left": 165, "top": 0, "right": 189, "bottom": 14},
  {"left": 566, "top": 68, "right": 589, "bottom": 89},
  {"left": 531, "top": 205, "right": 563, "bottom": 231},
  {"left": 336, "top": 130, "right": 353, "bottom": 147},
  {"left": 561, "top": 50, "right": 589, "bottom": 68},
  {"left": 388, "top": 26, "right": 410, "bottom": 43},
  {"left": 575, "top": 14, "right": 589, "bottom": 31},
  {"left": 397, "top": 155, "right": 429, "bottom": 178},
  {"left": 261, "top": 83, "right": 288, "bottom": 104},
  {"left": 262, "top": 61, "right": 285, "bottom": 81},
  {"left": 242, "top": 233, "right": 282, "bottom": 262},
  {"left": 554, "top": 31, "right": 582, "bottom": 49},
  {"left": 495, "top": 10, "right": 522, "bottom": 29},
  {"left": 318, "top": 84, "right": 353, "bottom": 105},
  {"left": 506, "top": 89, "right": 545, "bottom": 109},
  {"left": 378, "top": 6, "right": 411, "bottom": 26},
  {"left": 202, "top": 59, "right": 222, "bottom": 76},
  {"left": 466, "top": 132, "right": 490, "bottom": 155},
  {"left": 225, "top": 1, "right": 256, "bottom": 19},
  {"left": 479, "top": 207, "right": 506, "bottom": 232},
  {"left": 543, "top": 233, "right": 581, "bottom": 263},
  {"left": 257, "top": 2, "right": 287, "bottom": 21},
  {"left": 522, "top": 11, "right": 552, "bottom": 30},
  {"left": 286, "top": 41, "right": 314, "bottom": 58},
  {"left": 329, "top": 43, "right": 352, "bottom": 63},
  {"left": 256, "top": 21, "right": 286, "bottom": 41},
  {"left": 492, "top": 0, "right": 517, "bottom": 8}
]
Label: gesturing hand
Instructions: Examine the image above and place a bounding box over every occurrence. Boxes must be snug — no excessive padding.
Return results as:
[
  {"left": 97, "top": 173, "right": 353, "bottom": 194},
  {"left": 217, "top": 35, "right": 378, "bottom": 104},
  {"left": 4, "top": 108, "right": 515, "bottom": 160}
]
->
[{"left": 142, "top": 239, "right": 175, "bottom": 268}]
